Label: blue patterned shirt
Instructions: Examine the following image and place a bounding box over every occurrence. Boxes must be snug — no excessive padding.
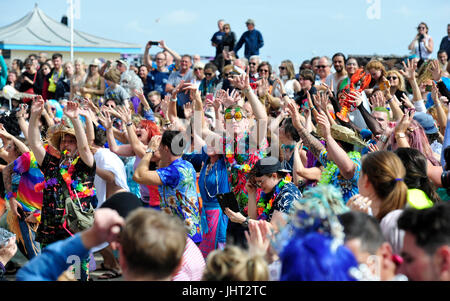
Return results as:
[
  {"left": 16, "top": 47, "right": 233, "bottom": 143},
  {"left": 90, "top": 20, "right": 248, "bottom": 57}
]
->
[{"left": 157, "top": 158, "right": 202, "bottom": 243}]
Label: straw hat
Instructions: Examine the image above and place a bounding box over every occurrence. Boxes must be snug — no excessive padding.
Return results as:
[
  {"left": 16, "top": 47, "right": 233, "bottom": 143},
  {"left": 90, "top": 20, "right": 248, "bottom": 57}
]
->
[{"left": 47, "top": 123, "right": 76, "bottom": 151}]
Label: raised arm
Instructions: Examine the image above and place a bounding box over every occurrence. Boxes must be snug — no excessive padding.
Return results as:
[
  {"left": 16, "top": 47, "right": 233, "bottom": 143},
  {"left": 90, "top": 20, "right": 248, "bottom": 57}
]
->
[
  {"left": 16, "top": 104, "right": 29, "bottom": 140},
  {"left": 292, "top": 140, "right": 322, "bottom": 183},
  {"left": 63, "top": 101, "right": 94, "bottom": 167},
  {"left": 287, "top": 100, "right": 325, "bottom": 160},
  {"left": 316, "top": 111, "right": 356, "bottom": 180},
  {"left": 79, "top": 106, "right": 95, "bottom": 146},
  {"left": 431, "top": 82, "right": 447, "bottom": 135},
  {"left": 143, "top": 42, "right": 153, "bottom": 70},
  {"left": 133, "top": 136, "right": 163, "bottom": 186},
  {"left": 98, "top": 109, "right": 135, "bottom": 157},
  {"left": 116, "top": 106, "right": 146, "bottom": 159},
  {"left": 159, "top": 40, "right": 181, "bottom": 66},
  {"left": 400, "top": 59, "right": 422, "bottom": 103},
  {"left": 0, "top": 125, "right": 29, "bottom": 155},
  {"left": 28, "top": 96, "right": 46, "bottom": 165}
]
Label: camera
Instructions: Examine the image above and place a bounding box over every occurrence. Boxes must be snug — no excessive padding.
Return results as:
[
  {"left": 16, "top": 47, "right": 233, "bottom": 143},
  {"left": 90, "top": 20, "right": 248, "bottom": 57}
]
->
[
  {"left": 418, "top": 34, "right": 424, "bottom": 41},
  {"left": 149, "top": 41, "right": 159, "bottom": 46}
]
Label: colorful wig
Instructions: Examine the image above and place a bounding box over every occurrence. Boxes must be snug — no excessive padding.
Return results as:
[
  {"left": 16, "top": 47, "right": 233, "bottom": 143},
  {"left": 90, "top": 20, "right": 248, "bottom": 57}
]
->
[{"left": 138, "top": 120, "right": 161, "bottom": 143}]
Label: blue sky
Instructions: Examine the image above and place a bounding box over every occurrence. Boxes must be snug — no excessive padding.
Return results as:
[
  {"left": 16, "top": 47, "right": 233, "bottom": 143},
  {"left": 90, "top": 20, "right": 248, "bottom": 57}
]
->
[{"left": 0, "top": 0, "right": 449, "bottom": 68}]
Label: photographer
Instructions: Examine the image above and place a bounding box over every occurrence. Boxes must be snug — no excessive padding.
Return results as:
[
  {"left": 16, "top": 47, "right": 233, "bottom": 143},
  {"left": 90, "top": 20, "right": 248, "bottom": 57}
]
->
[{"left": 408, "top": 22, "right": 434, "bottom": 66}]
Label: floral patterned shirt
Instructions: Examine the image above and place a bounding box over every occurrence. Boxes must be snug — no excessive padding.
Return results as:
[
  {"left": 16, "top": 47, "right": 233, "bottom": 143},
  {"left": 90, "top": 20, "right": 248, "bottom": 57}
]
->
[
  {"left": 36, "top": 146, "right": 96, "bottom": 245},
  {"left": 157, "top": 158, "right": 202, "bottom": 243},
  {"left": 318, "top": 150, "right": 361, "bottom": 203}
]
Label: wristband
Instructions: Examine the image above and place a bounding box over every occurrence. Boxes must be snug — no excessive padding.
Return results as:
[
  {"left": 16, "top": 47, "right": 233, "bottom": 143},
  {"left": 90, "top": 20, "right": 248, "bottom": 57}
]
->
[
  {"left": 126, "top": 122, "right": 133, "bottom": 127},
  {"left": 386, "top": 97, "right": 394, "bottom": 103},
  {"left": 5, "top": 192, "right": 17, "bottom": 201}
]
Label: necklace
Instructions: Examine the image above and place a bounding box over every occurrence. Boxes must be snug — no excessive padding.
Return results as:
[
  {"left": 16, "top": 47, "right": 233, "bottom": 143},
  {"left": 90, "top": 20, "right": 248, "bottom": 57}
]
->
[
  {"left": 257, "top": 175, "right": 291, "bottom": 220},
  {"left": 204, "top": 161, "right": 219, "bottom": 199}
]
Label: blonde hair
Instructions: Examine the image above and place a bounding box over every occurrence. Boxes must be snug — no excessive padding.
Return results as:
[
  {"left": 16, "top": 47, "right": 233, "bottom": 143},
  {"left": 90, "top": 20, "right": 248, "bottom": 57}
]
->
[
  {"left": 361, "top": 151, "right": 408, "bottom": 220},
  {"left": 281, "top": 60, "right": 296, "bottom": 80},
  {"left": 386, "top": 69, "right": 406, "bottom": 91},
  {"left": 202, "top": 246, "right": 269, "bottom": 281}
]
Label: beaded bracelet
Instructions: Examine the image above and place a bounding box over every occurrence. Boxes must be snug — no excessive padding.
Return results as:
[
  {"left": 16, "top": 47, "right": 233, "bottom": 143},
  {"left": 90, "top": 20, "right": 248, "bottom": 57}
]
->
[{"left": 5, "top": 191, "right": 17, "bottom": 201}]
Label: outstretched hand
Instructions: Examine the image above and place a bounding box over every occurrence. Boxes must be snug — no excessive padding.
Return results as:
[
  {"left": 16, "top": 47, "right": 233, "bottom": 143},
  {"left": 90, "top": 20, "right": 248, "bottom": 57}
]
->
[
  {"left": 63, "top": 101, "right": 80, "bottom": 120},
  {"left": 31, "top": 96, "right": 45, "bottom": 115},
  {"left": 400, "top": 59, "right": 417, "bottom": 81}
]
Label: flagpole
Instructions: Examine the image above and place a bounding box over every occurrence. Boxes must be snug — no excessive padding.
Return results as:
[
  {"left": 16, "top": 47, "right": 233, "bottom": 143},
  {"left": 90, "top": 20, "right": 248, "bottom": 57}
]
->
[{"left": 70, "top": 0, "right": 74, "bottom": 62}]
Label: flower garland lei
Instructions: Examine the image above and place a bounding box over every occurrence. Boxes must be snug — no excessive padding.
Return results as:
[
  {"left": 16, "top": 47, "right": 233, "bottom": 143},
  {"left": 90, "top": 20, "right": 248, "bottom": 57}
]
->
[
  {"left": 257, "top": 175, "right": 292, "bottom": 220},
  {"left": 34, "top": 150, "right": 96, "bottom": 199},
  {"left": 318, "top": 151, "right": 361, "bottom": 185}
]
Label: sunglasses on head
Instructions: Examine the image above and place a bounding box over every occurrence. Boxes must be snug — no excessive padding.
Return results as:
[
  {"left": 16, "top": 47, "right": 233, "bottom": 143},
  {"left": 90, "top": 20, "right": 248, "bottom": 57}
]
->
[{"left": 224, "top": 110, "right": 244, "bottom": 121}]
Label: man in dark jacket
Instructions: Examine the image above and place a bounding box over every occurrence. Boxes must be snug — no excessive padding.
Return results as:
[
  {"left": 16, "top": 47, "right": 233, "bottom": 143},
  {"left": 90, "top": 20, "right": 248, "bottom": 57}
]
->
[{"left": 233, "top": 19, "right": 264, "bottom": 60}]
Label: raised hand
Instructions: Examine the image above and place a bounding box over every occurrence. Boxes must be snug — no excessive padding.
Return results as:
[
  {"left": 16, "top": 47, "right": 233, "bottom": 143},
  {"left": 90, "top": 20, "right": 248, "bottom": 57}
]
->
[
  {"left": 313, "top": 91, "right": 330, "bottom": 113},
  {"left": 116, "top": 105, "right": 132, "bottom": 124},
  {"left": 16, "top": 103, "right": 28, "bottom": 118},
  {"left": 98, "top": 110, "right": 113, "bottom": 129},
  {"left": 316, "top": 110, "right": 331, "bottom": 138},
  {"left": 183, "top": 101, "right": 193, "bottom": 119},
  {"left": 394, "top": 108, "right": 415, "bottom": 135},
  {"left": 400, "top": 93, "right": 414, "bottom": 109},
  {"left": 158, "top": 40, "right": 167, "bottom": 50},
  {"left": 369, "top": 91, "right": 385, "bottom": 110},
  {"left": 286, "top": 100, "right": 303, "bottom": 130},
  {"left": 133, "top": 88, "right": 145, "bottom": 100},
  {"left": 229, "top": 67, "right": 250, "bottom": 91},
  {"left": 31, "top": 96, "right": 45, "bottom": 115},
  {"left": 400, "top": 59, "right": 417, "bottom": 81},
  {"left": 245, "top": 220, "right": 273, "bottom": 257},
  {"left": 63, "top": 101, "right": 80, "bottom": 120},
  {"left": 257, "top": 77, "right": 270, "bottom": 96},
  {"left": 430, "top": 60, "right": 442, "bottom": 82},
  {"left": 348, "top": 91, "right": 365, "bottom": 107},
  {"left": 148, "top": 135, "right": 162, "bottom": 152}
]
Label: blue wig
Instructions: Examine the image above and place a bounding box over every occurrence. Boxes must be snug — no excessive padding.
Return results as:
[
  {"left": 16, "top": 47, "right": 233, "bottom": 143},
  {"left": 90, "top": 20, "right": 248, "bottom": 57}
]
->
[{"left": 280, "top": 232, "right": 358, "bottom": 281}]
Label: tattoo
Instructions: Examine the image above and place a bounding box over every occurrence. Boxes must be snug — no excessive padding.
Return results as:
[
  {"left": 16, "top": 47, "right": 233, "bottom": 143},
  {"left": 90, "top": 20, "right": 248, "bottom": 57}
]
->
[
  {"left": 3, "top": 163, "right": 14, "bottom": 193},
  {"left": 296, "top": 126, "right": 325, "bottom": 160}
]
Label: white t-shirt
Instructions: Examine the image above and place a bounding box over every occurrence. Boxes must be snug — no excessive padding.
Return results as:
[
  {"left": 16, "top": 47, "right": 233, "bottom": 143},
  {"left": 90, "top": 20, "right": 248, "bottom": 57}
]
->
[{"left": 94, "top": 148, "right": 129, "bottom": 208}]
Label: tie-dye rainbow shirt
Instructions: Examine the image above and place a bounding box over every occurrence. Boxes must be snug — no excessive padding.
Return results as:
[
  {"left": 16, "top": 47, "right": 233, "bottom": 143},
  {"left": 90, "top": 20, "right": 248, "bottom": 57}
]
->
[{"left": 14, "top": 152, "right": 44, "bottom": 222}]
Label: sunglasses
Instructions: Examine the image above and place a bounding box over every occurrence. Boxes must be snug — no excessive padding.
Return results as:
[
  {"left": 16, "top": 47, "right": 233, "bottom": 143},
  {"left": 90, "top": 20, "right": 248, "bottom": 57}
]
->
[
  {"left": 205, "top": 72, "right": 213, "bottom": 76},
  {"left": 387, "top": 76, "right": 398, "bottom": 80},
  {"left": 317, "top": 65, "right": 328, "bottom": 69},
  {"left": 249, "top": 62, "right": 257, "bottom": 66},
  {"left": 279, "top": 66, "right": 286, "bottom": 70},
  {"left": 194, "top": 68, "right": 203, "bottom": 71},
  {"left": 259, "top": 69, "right": 269, "bottom": 73},
  {"left": 224, "top": 111, "right": 244, "bottom": 121}
]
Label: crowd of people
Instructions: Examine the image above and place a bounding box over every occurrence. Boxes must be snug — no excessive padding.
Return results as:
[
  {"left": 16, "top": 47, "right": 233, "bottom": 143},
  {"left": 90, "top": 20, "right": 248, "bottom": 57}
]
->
[{"left": 0, "top": 19, "right": 449, "bottom": 282}]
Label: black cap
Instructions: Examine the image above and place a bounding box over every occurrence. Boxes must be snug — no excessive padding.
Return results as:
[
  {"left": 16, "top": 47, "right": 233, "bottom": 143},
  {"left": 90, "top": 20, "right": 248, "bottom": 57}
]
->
[
  {"left": 253, "top": 157, "right": 290, "bottom": 177},
  {"left": 100, "top": 192, "right": 142, "bottom": 218}
]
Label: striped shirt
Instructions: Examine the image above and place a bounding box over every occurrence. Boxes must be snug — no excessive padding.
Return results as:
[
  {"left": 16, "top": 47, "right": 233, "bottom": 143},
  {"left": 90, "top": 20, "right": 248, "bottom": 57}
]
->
[{"left": 172, "top": 238, "right": 205, "bottom": 281}]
